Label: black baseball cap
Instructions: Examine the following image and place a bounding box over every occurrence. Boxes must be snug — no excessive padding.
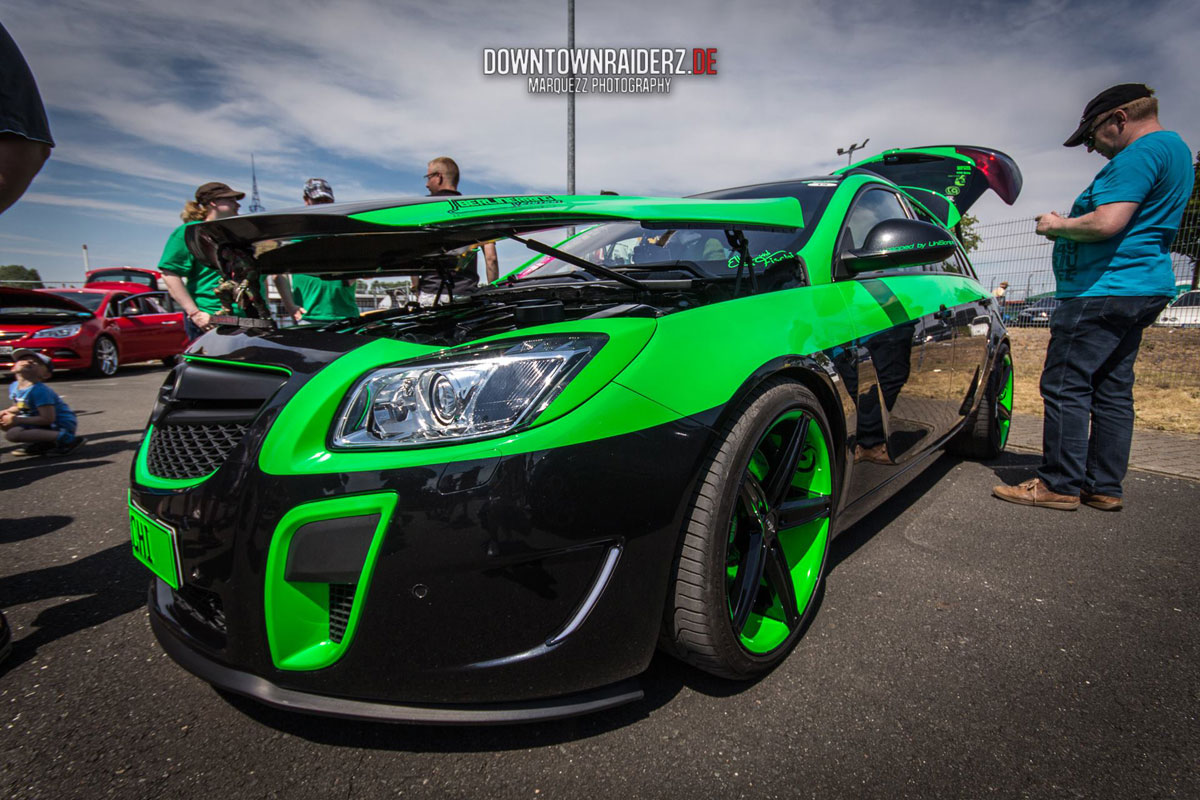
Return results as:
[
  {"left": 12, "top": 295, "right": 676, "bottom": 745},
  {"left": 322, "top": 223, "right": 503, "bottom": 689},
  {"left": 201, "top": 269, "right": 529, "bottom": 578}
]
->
[
  {"left": 195, "top": 182, "right": 245, "bottom": 204},
  {"left": 1063, "top": 83, "right": 1154, "bottom": 147}
]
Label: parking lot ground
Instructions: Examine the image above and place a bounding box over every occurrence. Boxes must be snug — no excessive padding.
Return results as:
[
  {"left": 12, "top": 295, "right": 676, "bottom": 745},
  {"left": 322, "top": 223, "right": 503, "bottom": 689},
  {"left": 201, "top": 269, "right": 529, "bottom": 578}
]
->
[{"left": 2, "top": 369, "right": 1198, "bottom": 800}]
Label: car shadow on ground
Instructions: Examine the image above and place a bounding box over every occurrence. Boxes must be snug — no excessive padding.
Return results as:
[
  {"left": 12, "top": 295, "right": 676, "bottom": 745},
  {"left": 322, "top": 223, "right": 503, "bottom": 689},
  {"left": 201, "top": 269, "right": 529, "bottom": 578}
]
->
[
  {"left": 218, "top": 452, "right": 1030, "bottom": 751},
  {"left": 0, "top": 429, "right": 144, "bottom": 489},
  {"left": 0, "top": 514, "right": 73, "bottom": 544},
  {"left": 0, "top": 542, "right": 146, "bottom": 674}
]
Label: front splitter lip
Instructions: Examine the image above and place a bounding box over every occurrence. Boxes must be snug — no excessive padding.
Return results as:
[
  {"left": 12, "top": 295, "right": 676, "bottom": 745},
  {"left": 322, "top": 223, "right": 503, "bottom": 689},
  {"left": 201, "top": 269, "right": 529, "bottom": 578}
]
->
[{"left": 149, "top": 606, "right": 644, "bottom": 725}]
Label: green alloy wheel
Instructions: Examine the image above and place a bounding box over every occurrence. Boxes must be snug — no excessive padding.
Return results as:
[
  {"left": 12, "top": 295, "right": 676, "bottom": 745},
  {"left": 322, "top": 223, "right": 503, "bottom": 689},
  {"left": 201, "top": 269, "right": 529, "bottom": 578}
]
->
[
  {"left": 666, "top": 379, "right": 834, "bottom": 678},
  {"left": 949, "top": 342, "right": 1013, "bottom": 459}
]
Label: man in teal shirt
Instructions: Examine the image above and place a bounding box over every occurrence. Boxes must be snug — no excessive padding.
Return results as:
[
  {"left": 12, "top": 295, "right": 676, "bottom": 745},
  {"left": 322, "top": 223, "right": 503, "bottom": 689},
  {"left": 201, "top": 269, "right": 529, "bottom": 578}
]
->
[
  {"left": 994, "top": 84, "right": 1193, "bottom": 511},
  {"left": 291, "top": 178, "right": 360, "bottom": 323}
]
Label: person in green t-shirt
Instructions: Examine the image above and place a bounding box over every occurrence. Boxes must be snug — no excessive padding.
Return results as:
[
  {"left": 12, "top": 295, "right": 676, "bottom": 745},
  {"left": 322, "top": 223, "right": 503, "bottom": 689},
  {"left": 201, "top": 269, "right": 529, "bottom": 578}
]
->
[
  {"left": 290, "top": 179, "right": 360, "bottom": 323},
  {"left": 160, "top": 182, "right": 300, "bottom": 339}
]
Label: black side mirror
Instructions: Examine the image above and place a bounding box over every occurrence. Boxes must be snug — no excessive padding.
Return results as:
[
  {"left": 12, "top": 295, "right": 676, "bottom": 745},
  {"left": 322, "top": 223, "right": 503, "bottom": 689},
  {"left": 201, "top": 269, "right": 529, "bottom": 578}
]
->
[{"left": 842, "top": 219, "right": 958, "bottom": 273}]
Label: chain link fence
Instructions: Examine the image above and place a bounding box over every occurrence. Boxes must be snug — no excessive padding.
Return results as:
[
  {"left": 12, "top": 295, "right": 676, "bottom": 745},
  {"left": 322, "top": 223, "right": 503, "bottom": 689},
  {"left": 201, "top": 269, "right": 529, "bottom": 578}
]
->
[{"left": 970, "top": 217, "right": 1200, "bottom": 389}]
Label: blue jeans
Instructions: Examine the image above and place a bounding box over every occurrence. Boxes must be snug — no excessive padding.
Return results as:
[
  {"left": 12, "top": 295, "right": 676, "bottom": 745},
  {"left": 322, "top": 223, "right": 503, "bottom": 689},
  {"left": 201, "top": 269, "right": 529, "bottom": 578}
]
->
[{"left": 1037, "top": 295, "right": 1169, "bottom": 497}]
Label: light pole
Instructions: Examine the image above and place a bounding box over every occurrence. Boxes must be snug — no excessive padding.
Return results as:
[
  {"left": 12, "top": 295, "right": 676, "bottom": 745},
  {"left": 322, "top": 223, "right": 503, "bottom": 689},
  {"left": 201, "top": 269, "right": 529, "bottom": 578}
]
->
[
  {"left": 567, "top": 0, "right": 575, "bottom": 198},
  {"left": 837, "top": 138, "right": 870, "bottom": 165}
]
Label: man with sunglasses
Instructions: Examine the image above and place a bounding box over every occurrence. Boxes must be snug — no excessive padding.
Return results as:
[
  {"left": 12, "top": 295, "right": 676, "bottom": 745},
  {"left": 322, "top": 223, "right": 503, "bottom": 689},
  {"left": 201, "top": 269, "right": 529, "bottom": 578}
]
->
[{"left": 994, "top": 84, "right": 1193, "bottom": 511}]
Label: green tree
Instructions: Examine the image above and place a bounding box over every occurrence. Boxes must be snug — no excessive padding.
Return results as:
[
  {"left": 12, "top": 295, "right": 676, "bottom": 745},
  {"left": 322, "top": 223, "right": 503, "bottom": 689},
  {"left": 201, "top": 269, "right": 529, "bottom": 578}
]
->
[
  {"left": 955, "top": 213, "right": 981, "bottom": 254},
  {"left": 0, "top": 264, "right": 44, "bottom": 288},
  {"left": 1169, "top": 150, "right": 1200, "bottom": 290}
]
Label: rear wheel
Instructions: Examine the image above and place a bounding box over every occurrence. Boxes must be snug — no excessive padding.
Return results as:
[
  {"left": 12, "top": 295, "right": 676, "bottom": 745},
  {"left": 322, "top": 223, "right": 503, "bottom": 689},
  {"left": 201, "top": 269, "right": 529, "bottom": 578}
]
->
[
  {"left": 949, "top": 343, "right": 1012, "bottom": 459},
  {"left": 663, "top": 379, "right": 835, "bottom": 679},
  {"left": 87, "top": 337, "right": 119, "bottom": 377}
]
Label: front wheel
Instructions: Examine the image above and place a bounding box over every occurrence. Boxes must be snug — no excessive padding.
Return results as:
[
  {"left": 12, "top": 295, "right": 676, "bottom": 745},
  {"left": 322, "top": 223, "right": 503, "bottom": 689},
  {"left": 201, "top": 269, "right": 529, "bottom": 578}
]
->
[
  {"left": 87, "top": 337, "right": 119, "bottom": 377},
  {"left": 663, "top": 379, "right": 836, "bottom": 679}
]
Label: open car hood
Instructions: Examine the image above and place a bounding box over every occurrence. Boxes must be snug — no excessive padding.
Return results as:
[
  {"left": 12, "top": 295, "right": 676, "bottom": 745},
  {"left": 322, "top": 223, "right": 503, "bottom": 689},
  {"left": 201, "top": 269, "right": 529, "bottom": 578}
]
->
[
  {"left": 0, "top": 286, "right": 93, "bottom": 314},
  {"left": 185, "top": 195, "right": 803, "bottom": 279},
  {"left": 834, "top": 145, "right": 1022, "bottom": 226}
]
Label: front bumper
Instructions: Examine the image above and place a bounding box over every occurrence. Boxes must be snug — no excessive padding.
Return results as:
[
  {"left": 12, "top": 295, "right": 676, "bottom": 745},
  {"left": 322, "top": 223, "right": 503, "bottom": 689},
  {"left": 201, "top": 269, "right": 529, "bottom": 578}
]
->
[{"left": 132, "top": 351, "right": 715, "bottom": 716}]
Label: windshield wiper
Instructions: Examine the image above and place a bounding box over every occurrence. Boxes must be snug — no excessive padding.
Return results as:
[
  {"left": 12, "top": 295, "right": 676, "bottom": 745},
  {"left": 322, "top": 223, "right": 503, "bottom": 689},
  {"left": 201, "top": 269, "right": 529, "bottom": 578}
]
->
[{"left": 509, "top": 234, "right": 648, "bottom": 290}]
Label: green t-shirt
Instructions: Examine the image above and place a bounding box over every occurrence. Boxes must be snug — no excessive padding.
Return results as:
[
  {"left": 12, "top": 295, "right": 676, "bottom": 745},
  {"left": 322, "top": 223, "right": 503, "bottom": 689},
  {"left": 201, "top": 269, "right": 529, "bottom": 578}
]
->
[
  {"left": 158, "top": 221, "right": 265, "bottom": 316},
  {"left": 291, "top": 274, "right": 360, "bottom": 322}
]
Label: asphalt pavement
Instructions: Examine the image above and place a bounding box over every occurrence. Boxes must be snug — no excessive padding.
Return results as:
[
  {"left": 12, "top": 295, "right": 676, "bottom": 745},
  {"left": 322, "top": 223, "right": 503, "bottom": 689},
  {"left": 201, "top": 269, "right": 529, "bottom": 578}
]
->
[{"left": 2, "top": 368, "right": 1197, "bottom": 800}]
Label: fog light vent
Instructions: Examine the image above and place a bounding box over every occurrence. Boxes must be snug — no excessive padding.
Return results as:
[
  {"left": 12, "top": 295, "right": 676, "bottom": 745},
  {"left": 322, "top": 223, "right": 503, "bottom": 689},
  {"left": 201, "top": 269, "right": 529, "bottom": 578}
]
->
[{"left": 329, "top": 584, "right": 356, "bottom": 643}]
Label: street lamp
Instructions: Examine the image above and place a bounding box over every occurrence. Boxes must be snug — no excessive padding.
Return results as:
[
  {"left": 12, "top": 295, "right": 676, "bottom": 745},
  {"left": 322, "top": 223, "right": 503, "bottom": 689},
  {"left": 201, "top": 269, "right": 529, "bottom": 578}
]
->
[{"left": 837, "top": 138, "right": 870, "bottom": 165}]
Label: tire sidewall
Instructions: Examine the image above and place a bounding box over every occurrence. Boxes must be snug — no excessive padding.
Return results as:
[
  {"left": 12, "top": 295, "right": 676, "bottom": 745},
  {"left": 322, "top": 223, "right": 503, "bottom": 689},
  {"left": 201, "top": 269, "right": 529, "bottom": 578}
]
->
[{"left": 697, "top": 380, "right": 834, "bottom": 675}]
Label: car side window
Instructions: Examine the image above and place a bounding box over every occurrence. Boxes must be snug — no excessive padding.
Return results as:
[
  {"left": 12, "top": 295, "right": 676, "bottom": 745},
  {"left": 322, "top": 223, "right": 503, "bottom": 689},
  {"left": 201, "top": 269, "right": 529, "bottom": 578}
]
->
[
  {"left": 142, "top": 294, "right": 168, "bottom": 313},
  {"left": 840, "top": 189, "right": 910, "bottom": 254},
  {"left": 908, "top": 206, "right": 973, "bottom": 277},
  {"left": 835, "top": 188, "right": 911, "bottom": 280}
]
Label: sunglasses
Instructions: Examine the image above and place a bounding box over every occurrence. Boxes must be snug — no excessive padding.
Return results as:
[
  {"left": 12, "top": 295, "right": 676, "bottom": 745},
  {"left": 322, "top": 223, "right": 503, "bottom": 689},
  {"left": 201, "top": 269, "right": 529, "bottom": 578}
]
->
[
  {"left": 1084, "top": 111, "right": 1119, "bottom": 149},
  {"left": 424, "top": 172, "right": 442, "bottom": 180}
]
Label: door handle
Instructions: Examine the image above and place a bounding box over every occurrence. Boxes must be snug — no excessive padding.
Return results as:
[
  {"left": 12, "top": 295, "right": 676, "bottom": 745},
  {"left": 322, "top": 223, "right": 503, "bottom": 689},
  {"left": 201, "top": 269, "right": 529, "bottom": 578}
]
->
[{"left": 160, "top": 321, "right": 178, "bottom": 325}]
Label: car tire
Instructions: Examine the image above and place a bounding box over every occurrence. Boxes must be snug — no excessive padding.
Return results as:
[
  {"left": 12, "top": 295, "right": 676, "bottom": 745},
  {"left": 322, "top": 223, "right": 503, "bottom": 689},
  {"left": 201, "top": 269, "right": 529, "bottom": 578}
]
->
[
  {"left": 161, "top": 355, "right": 178, "bottom": 367},
  {"left": 87, "top": 336, "right": 119, "bottom": 377},
  {"left": 662, "top": 378, "right": 836, "bottom": 679},
  {"left": 948, "top": 342, "right": 1012, "bottom": 459}
]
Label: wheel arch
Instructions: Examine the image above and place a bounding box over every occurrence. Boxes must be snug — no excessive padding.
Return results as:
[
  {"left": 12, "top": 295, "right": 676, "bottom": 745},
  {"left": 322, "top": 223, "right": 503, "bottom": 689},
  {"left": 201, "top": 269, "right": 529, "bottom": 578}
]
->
[{"left": 708, "top": 355, "right": 849, "bottom": 501}]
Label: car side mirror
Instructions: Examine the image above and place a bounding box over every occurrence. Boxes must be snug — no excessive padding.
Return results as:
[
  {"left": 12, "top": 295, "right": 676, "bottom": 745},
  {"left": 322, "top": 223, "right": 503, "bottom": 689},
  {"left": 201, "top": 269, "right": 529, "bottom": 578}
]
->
[
  {"left": 121, "top": 305, "right": 139, "bottom": 316},
  {"left": 841, "top": 219, "right": 958, "bottom": 273}
]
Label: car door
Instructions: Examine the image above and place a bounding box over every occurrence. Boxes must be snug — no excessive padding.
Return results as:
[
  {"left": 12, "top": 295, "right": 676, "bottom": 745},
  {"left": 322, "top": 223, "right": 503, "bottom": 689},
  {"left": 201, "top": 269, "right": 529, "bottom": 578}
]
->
[
  {"left": 132, "top": 292, "right": 187, "bottom": 356},
  {"left": 836, "top": 187, "right": 961, "bottom": 504},
  {"left": 111, "top": 294, "right": 163, "bottom": 361}
]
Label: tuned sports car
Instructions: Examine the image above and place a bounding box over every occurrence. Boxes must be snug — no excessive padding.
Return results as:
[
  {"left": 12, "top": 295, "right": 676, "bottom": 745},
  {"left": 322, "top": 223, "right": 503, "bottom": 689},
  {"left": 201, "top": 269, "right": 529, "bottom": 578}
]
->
[
  {"left": 1, "top": 286, "right": 187, "bottom": 376},
  {"left": 129, "top": 146, "right": 1020, "bottom": 723}
]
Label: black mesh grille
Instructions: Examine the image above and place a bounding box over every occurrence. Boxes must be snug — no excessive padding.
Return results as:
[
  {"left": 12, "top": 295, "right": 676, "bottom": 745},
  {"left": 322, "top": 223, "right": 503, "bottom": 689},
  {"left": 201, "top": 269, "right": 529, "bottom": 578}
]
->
[
  {"left": 147, "top": 422, "right": 250, "bottom": 480},
  {"left": 329, "top": 584, "right": 356, "bottom": 644}
]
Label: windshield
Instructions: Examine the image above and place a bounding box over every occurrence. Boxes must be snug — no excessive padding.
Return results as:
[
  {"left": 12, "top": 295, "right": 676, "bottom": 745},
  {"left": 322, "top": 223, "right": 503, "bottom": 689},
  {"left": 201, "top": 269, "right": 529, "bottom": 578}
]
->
[
  {"left": 45, "top": 291, "right": 106, "bottom": 312},
  {"left": 513, "top": 184, "right": 832, "bottom": 281},
  {"left": 89, "top": 269, "right": 154, "bottom": 286}
]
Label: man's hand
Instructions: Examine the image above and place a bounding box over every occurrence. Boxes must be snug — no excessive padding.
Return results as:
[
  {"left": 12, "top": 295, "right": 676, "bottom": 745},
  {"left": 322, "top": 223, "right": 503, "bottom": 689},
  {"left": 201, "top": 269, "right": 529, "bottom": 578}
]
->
[
  {"left": 293, "top": 307, "right": 306, "bottom": 323},
  {"left": 1035, "top": 212, "right": 1065, "bottom": 238},
  {"left": 188, "top": 309, "right": 212, "bottom": 329}
]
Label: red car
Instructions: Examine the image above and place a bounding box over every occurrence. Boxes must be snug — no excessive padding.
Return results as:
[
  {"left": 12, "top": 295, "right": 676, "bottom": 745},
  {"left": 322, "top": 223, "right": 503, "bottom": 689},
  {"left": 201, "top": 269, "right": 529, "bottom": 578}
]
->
[
  {"left": 0, "top": 286, "right": 187, "bottom": 376},
  {"left": 84, "top": 266, "right": 164, "bottom": 293}
]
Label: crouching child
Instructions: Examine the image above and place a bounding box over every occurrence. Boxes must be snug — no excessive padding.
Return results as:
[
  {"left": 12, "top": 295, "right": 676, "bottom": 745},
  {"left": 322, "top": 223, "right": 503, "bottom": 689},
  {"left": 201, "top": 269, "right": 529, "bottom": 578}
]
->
[{"left": 1, "top": 349, "right": 83, "bottom": 456}]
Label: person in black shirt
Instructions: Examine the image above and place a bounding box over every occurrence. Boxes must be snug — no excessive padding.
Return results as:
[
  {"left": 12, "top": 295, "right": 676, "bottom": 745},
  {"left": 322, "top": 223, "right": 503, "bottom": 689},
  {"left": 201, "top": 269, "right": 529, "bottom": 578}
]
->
[{"left": 411, "top": 157, "right": 499, "bottom": 306}]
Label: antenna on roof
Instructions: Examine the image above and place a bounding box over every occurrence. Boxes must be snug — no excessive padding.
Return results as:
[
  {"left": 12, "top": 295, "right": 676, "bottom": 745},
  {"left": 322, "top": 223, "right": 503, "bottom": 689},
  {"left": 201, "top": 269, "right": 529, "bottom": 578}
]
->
[
  {"left": 836, "top": 138, "right": 870, "bottom": 165},
  {"left": 248, "top": 154, "right": 265, "bottom": 213}
]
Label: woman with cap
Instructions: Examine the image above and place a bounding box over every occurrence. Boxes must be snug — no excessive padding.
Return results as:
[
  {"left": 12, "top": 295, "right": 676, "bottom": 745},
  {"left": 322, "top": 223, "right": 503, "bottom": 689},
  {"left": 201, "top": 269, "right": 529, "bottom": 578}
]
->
[{"left": 159, "top": 182, "right": 300, "bottom": 340}]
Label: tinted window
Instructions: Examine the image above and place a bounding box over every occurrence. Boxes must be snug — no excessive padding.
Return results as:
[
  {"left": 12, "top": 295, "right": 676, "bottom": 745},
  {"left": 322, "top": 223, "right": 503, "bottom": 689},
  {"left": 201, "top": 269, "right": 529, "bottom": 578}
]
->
[
  {"left": 90, "top": 269, "right": 155, "bottom": 286},
  {"left": 841, "top": 189, "right": 909, "bottom": 252},
  {"left": 1174, "top": 292, "right": 1200, "bottom": 308},
  {"left": 45, "top": 291, "right": 105, "bottom": 312}
]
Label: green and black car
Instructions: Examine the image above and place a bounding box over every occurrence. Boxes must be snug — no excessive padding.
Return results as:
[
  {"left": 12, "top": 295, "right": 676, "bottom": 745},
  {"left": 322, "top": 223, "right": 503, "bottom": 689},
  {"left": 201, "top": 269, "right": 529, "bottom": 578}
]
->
[{"left": 129, "top": 145, "right": 1020, "bottom": 723}]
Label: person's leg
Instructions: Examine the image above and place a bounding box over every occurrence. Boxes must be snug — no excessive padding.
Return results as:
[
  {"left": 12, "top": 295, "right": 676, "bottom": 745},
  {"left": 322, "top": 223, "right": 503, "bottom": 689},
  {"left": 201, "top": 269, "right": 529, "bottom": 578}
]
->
[
  {"left": 1084, "top": 296, "right": 1170, "bottom": 498},
  {"left": 1036, "top": 296, "right": 1122, "bottom": 496},
  {"left": 6, "top": 426, "right": 59, "bottom": 443}
]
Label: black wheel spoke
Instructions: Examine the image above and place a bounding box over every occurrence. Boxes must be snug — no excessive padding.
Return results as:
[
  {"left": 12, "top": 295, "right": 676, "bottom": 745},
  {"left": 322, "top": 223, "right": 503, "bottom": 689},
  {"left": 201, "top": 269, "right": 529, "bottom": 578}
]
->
[
  {"left": 739, "top": 474, "right": 769, "bottom": 527},
  {"left": 997, "top": 404, "right": 1012, "bottom": 422},
  {"left": 777, "top": 494, "right": 831, "bottom": 529},
  {"left": 765, "top": 414, "right": 810, "bottom": 508},
  {"left": 730, "top": 529, "right": 768, "bottom": 634},
  {"left": 765, "top": 541, "right": 800, "bottom": 628}
]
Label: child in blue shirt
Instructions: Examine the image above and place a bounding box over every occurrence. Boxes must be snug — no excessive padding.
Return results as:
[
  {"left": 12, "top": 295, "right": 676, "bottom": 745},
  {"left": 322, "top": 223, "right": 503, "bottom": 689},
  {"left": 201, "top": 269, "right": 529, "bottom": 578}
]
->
[{"left": 1, "top": 349, "right": 84, "bottom": 456}]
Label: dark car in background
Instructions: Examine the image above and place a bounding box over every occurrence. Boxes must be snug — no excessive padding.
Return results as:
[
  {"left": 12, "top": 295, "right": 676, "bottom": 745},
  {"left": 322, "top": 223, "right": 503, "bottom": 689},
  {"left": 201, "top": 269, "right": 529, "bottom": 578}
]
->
[
  {"left": 1013, "top": 297, "right": 1061, "bottom": 327},
  {"left": 0, "top": 286, "right": 187, "bottom": 376}
]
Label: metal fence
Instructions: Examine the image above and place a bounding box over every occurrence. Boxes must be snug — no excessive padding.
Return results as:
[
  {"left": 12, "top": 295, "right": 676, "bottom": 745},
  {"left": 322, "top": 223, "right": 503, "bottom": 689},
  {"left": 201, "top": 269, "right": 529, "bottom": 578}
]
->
[{"left": 970, "top": 217, "right": 1200, "bottom": 388}]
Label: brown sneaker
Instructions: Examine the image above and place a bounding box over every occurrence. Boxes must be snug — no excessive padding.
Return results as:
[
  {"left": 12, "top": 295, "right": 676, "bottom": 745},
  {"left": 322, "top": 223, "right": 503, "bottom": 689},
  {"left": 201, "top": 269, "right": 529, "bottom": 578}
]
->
[
  {"left": 992, "top": 478, "right": 1080, "bottom": 510},
  {"left": 1080, "top": 490, "right": 1123, "bottom": 511},
  {"left": 854, "top": 443, "right": 892, "bottom": 465}
]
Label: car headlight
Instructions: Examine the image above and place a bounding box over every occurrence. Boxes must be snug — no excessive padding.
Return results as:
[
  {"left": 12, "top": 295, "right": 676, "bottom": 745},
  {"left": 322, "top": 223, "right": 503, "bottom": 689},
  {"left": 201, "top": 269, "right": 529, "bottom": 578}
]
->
[
  {"left": 333, "top": 335, "right": 606, "bottom": 448},
  {"left": 33, "top": 324, "right": 82, "bottom": 339}
]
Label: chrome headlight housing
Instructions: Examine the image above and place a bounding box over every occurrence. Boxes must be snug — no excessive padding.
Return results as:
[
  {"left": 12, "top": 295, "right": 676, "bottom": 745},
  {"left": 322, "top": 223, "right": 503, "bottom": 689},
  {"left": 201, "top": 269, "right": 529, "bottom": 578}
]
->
[
  {"left": 33, "top": 323, "right": 82, "bottom": 338},
  {"left": 333, "top": 335, "right": 606, "bottom": 448}
]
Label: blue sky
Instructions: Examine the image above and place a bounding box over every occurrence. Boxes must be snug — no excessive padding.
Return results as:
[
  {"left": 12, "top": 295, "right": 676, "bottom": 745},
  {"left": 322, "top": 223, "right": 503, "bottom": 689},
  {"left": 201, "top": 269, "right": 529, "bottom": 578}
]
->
[{"left": 2, "top": 0, "right": 1197, "bottom": 284}]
